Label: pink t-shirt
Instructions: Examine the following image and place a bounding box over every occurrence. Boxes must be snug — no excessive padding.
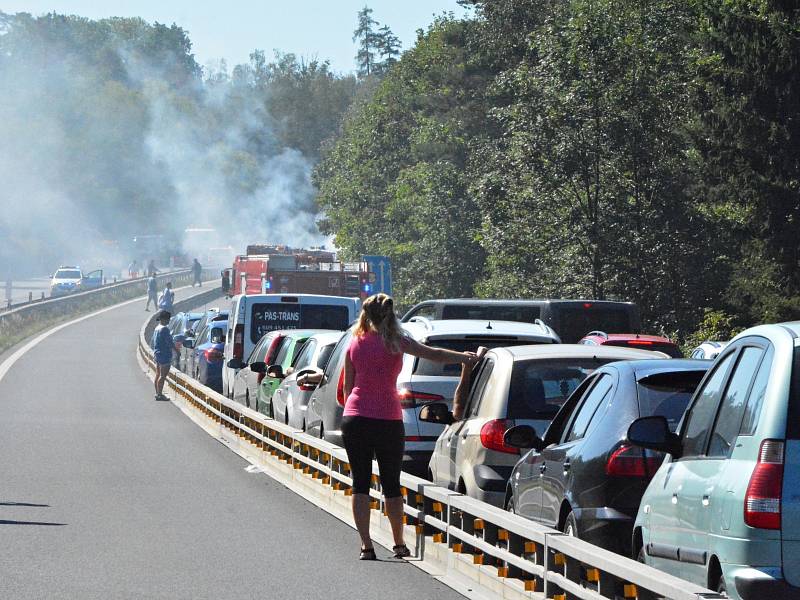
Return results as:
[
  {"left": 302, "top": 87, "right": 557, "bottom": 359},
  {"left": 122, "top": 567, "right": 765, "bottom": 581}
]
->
[{"left": 343, "top": 331, "right": 407, "bottom": 420}]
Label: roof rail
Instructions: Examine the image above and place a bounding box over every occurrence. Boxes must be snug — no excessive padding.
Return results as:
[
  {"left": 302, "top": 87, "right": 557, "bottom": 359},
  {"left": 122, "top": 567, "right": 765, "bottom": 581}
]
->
[
  {"left": 586, "top": 330, "right": 608, "bottom": 339},
  {"left": 407, "top": 316, "right": 433, "bottom": 330}
]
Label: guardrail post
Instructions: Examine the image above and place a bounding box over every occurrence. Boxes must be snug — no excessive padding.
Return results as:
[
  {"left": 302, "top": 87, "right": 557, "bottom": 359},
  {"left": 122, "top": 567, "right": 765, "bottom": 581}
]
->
[{"left": 28, "top": 291, "right": 32, "bottom": 302}]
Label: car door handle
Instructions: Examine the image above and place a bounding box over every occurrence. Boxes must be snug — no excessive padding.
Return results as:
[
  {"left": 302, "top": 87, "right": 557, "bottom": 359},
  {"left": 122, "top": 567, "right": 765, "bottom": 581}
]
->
[
  {"left": 563, "top": 459, "right": 571, "bottom": 471},
  {"left": 702, "top": 495, "right": 710, "bottom": 507},
  {"left": 671, "top": 493, "right": 679, "bottom": 505},
  {"left": 539, "top": 463, "right": 547, "bottom": 474}
]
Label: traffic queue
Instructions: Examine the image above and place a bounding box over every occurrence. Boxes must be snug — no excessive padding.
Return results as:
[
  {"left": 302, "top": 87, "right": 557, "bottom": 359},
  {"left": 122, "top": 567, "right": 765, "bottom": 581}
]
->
[{"left": 164, "top": 243, "right": 796, "bottom": 599}]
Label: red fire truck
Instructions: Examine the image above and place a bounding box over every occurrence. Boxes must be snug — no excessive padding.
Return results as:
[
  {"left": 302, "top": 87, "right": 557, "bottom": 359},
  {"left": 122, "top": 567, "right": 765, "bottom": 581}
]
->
[{"left": 227, "top": 245, "right": 374, "bottom": 298}]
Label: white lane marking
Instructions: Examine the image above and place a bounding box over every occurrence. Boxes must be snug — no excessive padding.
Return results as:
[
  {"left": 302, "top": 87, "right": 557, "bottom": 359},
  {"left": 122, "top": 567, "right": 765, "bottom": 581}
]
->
[{"left": 0, "top": 283, "right": 211, "bottom": 384}]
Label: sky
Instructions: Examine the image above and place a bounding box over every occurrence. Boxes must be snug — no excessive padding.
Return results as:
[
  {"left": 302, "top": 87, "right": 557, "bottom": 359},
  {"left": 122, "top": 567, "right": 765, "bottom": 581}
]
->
[{"left": 0, "top": 1, "right": 472, "bottom": 74}]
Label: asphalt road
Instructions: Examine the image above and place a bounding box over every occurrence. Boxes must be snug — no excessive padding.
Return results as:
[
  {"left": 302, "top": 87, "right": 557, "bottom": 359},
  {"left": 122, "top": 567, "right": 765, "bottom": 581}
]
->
[{"left": 0, "top": 286, "right": 465, "bottom": 600}]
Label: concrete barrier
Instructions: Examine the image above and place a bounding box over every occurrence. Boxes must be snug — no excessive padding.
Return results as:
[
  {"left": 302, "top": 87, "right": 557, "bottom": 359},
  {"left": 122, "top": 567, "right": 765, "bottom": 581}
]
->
[
  {"left": 0, "top": 268, "right": 216, "bottom": 354},
  {"left": 137, "top": 310, "right": 723, "bottom": 600}
]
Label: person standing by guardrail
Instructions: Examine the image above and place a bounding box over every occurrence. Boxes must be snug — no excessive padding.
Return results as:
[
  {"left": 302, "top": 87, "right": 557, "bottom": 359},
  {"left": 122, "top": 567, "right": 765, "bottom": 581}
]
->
[
  {"left": 342, "top": 293, "right": 478, "bottom": 560},
  {"left": 145, "top": 274, "right": 158, "bottom": 311},
  {"left": 152, "top": 310, "right": 175, "bottom": 400},
  {"left": 158, "top": 282, "right": 174, "bottom": 313},
  {"left": 191, "top": 258, "right": 202, "bottom": 287}
]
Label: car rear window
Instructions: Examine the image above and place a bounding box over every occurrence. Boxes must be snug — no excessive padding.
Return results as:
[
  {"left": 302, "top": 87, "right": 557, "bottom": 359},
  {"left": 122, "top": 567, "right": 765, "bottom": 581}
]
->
[
  {"left": 636, "top": 370, "right": 708, "bottom": 432},
  {"left": 441, "top": 304, "right": 541, "bottom": 323},
  {"left": 507, "top": 359, "right": 602, "bottom": 419},
  {"left": 413, "top": 338, "right": 547, "bottom": 376},
  {"left": 250, "top": 303, "right": 350, "bottom": 342},
  {"left": 555, "top": 306, "right": 635, "bottom": 344}
]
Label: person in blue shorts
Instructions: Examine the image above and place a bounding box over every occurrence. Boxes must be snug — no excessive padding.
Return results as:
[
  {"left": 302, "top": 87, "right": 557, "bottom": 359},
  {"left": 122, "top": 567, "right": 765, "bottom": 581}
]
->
[{"left": 152, "top": 310, "right": 175, "bottom": 400}]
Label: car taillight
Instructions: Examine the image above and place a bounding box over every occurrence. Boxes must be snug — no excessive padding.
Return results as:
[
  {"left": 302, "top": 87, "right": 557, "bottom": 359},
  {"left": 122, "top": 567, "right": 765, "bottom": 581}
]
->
[
  {"left": 627, "top": 340, "right": 654, "bottom": 346},
  {"left": 744, "top": 439, "right": 784, "bottom": 530},
  {"left": 606, "top": 444, "right": 661, "bottom": 477},
  {"left": 204, "top": 348, "right": 224, "bottom": 362},
  {"left": 336, "top": 369, "right": 346, "bottom": 406},
  {"left": 397, "top": 389, "right": 445, "bottom": 409},
  {"left": 480, "top": 419, "right": 519, "bottom": 455},
  {"left": 233, "top": 324, "right": 244, "bottom": 360}
]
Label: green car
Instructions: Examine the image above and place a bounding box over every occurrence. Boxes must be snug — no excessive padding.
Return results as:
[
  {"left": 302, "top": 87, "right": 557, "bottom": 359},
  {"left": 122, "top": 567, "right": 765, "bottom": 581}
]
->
[
  {"left": 256, "top": 329, "right": 332, "bottom": 418},
  {"left": 629, "top": 322, "right": 800, "bottom": 599}
]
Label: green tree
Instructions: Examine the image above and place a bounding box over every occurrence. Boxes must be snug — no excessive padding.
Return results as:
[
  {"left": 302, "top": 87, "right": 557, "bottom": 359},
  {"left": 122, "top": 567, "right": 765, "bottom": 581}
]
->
[{"left": 353, "top": 6, "right": 380, "bottom": 78}]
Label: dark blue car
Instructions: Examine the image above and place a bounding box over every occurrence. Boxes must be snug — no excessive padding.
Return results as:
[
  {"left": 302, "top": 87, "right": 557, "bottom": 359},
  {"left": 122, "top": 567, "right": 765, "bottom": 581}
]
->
[{"left": 187, "top": 320, "right": 227, "bottom": 392}]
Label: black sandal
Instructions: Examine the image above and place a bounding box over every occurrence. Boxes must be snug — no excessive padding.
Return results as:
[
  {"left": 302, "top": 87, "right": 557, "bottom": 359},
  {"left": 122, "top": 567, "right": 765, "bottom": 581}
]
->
[
  {"left": 359, "top": 547, "right": 377, "bottom": 560},
  {"left": 392, "top": 544, "right": 411, "bottom": 558}
]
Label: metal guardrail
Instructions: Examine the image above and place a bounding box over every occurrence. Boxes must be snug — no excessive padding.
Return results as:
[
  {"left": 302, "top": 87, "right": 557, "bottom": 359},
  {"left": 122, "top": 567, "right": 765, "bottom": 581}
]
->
[
  {"left": 0, "top": 269, "right": 217, "bottom": 353},
  {"left": 137, "top": 317, "right": 723, "bottom": 600}
]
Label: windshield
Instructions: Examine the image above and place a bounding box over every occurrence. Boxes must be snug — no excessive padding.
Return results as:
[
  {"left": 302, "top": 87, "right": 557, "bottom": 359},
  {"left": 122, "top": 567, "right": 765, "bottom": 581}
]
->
[
  {"left": 441, "top": 304, "right": 541, "bottom": 323},
  {"left": 55, "top": 270, "right": 81, "bottom": 279},
  {"left": 636, "top": 370, "right": 706, "bottom": 432},
  {"left": 413, "top": 338, "right": 548, "bottom": 376},
  {"left": 507, "top": 358, "right": 607, "bottom": 419},
  {"left": 209, "top": 324, "right": 227, "bottom": 344}
]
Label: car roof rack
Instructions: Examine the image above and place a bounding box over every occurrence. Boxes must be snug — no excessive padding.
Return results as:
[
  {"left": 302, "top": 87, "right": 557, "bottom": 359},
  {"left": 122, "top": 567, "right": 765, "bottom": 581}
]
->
[
  {"left": 586, "top": 330, "right": 608, "bottom": 339},
  {"left": 407, "top": 316, "right": 433, "bottom": 330}
]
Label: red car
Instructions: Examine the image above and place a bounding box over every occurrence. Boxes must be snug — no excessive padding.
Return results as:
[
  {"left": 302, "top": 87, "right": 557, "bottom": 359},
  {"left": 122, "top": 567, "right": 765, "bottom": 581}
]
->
[{"left": 578, "top": 331, "right": 683, "bottom": 358}]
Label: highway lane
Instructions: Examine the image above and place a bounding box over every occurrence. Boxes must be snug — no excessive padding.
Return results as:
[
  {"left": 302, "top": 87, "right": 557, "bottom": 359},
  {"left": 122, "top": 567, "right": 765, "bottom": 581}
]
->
[{"left": 0, "top": 287, "right": 465, "bottom": 600}]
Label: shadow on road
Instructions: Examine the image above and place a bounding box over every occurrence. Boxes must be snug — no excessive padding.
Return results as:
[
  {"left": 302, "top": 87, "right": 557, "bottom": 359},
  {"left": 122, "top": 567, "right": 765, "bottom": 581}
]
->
[
  {"left": 0, "top": 501, "right": 50, "bottom": 507},
  {"left": 0, "top": 520, "right": 66, "bottom": 526}
]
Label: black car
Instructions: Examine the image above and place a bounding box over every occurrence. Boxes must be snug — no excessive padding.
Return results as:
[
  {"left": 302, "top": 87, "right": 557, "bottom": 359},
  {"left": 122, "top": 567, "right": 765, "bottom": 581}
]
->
[{"left": 503, "top": 359, "right": 709, "bottom": 556}]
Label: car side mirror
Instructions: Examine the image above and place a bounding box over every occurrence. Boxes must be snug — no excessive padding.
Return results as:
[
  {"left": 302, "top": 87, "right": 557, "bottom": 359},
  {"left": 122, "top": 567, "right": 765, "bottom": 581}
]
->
[
  {"left": 503, "top": 425, "right": 544, "bottom": 451},
  {"left": 183, "top": 339, "right": 194, "bottom": 349},
  {"left": 227, "top": 358, "right": 244, "bottom": 370},
  {"left": 627, "top": 416, "right": 682, "bottom": 458},
  {"left": 267, "top": 364, "right": 285, "bottom": 379},
  {"left": 249, "top": 361, "right": 267, "bottom": 373},
  {"left": 418, "top": 402, "right": 454, "bottom": 425}
]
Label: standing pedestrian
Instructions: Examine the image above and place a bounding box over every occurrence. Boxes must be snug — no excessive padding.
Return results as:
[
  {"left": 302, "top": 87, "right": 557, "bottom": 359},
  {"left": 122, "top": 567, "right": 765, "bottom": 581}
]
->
[
  {"left": 158, "top": 281, "right": 174, "bottom": 313},
  {"left": 145, "top": 273, "right": 158, "bottom": 311},
  {"left": 191, "top": 258, "right": 202, "bottom": 287},
  {"left": 152, "top": 310, "right": 175, "bottom": 400},
  {"left": 221, "top": 269, "right": 231, "bottom": 297},
  {"left": 147, "top": 259, "right": 158, "bottom": 277},
  {"left": 341, "top": 293, "right": 477, "bottom": 560},
  {"left": 128, "top": 260, "right": 138, "bottom": 279}
]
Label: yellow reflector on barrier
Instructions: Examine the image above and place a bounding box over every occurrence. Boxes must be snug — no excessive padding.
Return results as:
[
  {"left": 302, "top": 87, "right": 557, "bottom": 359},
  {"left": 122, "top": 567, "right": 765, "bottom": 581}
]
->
[
  {"left": 452, "top": 543, "right": 463, "bottom": 553},
  {"left": 554, "top": 553, "right": 566, "bottom": 566},
  {"left": 585, "top": 567, "right": 600, "bottom": 582},
  {"left": 344, "top": 488, "right": 352, "bottom": 496},
  {"left": 433, "top": 533, "right": 444, "bottom": 543},
  {"left": 432, "top": 502, "right": 443, "bottom": 513},
  {"left": 416, "top": 524, "right": 425, "bottom": 534},
  {"left": 415, "top": 494, "right": 424, "bottom": 504},
  {"left": 369, "top": 500, "right": 379, "bottom": 510},
  {"left": 473, "top": 554, "right": 483, "bottom": 565},
  {"left": 524, "top": 541, "right": 536, "bottom": 554},
  {"left": 524, "top": 580, "right": 537, "bottom": 592},
  {"left": 624, "top": 584, "right": 638, "bottom": 598},
  {"left": 497, "top": 566, "right": 508, "bottom": 578},
  {"left": 474, "top": 519, "right": 484, "bottom": 530},
  {"left": 498, "top": 530, "right": 509, "bottom": 541},
  {"left": 553, "top": 594, "right": 566, "bottom": 600}
]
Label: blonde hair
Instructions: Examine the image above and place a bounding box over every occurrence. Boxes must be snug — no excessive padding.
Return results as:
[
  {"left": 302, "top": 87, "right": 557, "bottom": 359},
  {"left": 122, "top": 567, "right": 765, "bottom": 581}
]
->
[{"left": 354, "top": 293, "right": 405, "bottom": 353}]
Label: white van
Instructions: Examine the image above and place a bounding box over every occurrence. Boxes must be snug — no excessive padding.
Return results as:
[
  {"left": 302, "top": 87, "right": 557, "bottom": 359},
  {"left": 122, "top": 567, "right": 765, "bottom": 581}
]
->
[{"left": 222, "top": 293, "right": 360, "bottom": 398}]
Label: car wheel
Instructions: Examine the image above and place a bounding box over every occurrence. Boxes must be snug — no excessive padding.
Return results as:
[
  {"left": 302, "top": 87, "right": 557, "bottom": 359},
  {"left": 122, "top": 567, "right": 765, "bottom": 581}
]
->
[
  {"left": 562, "top": 511, "right": 578, "bottom": 538},
  {"left": 319, "top": 422, "right": 324, "bottom": 440},
  {"left": 506, "top": 495, "right": 515, "bottom": 514},
  {"left": 636, "top": 545, "right": 646, "bottom": 563}
]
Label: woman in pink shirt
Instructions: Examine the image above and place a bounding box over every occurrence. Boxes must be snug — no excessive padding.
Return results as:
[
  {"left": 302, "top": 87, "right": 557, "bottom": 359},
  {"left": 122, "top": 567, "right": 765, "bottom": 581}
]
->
[{"left": 342, "top": 293, "right": 477, "bottom": 560}]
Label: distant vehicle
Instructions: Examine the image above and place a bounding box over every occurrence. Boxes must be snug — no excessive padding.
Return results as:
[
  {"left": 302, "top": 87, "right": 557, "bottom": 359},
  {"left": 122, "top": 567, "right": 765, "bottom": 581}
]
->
[
  {"left": 270, "top": 331, "right": 344, "bottom": 429},
  {"left": 422, "top": 345, "right": 667, "bottom": 506},
  {"left": 579, "top": 331, "right": 683, "bottom": 358},
  {"left": 503, "top": 359, "right": 708, "bottom": 556},
  {"left": 229, "top": 245, "right": 372, "bottom": 298},
  {"left": 222, "top": 294, "right": 359, "bottom": 399},
  {"left": 49, "top": 266, "right": 102, "bottom": 296},
  {"left": 628, "top": 322, "right": 800, "bottom": 597},
  {"left": 185, "top": 320, "right": 227, "bottom": 392},
  {"left": 306, "top": 318, "right": 561, "bottom": 476},
  {"left": 690, "top": 340, "right": 729, "bottom": 360},
  {"left": 168, "top": 312, "right": 203, "bottom": 371},
  {"left": 401, "top": 299, "right": 641, "bottom": 343}
]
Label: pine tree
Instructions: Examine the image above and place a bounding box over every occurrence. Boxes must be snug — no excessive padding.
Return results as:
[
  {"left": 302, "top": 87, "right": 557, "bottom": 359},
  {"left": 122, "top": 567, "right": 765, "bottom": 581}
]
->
[
  {"left": 375, "top": 25, "right": 401, "bottom": 74},
  {"left": 353, "top": 6, "right": 379, "bottom": 78}
]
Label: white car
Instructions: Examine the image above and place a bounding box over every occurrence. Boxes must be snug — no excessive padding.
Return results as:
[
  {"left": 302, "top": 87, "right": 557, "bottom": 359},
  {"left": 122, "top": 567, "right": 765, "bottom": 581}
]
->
[
  {"left": 690, "top": 340, "right": 728, "bottom": 359},
  {"left": 49, "top": 266, "right": 83, "bottom": 297}
]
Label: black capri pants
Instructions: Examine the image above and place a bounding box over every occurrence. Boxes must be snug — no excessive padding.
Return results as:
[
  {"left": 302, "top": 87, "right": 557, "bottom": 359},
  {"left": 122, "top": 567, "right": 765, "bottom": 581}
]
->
[{"left": 341, "top": 416, "right": 405, "bottom": 498}]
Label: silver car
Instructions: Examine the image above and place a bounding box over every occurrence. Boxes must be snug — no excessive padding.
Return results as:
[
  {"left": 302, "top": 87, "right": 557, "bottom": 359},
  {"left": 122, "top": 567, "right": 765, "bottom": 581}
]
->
[
  {"left": 270, "top": 331, "right": 344, "bottom": 430},
  {"left": 423, "top": 344, "right": 667, "bottom": 507}
]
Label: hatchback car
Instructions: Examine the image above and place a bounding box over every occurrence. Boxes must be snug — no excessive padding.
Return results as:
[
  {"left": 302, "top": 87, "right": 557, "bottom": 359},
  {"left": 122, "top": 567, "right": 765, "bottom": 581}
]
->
[
  {"left": 270, "top": 331, "right": 344, "bottom": 429},
  {"left": 422, "top": 345, "right": 667, "bottom": 507},
  {"left": 49, "top": 267, "right": 83, "bottom": 297},
  {"left": 628, "top": 322, "right": 800, "bottom": 598},
  {"left": 503, "top": 359, "right": 708, "bottom": 555},
  {"left": 185, "top": 320, "right": 227, "bottom": 392},
  {"left": 579, "top": 330, "right": 683, "bottom": 358},
  {"left": 306, "top": 318, "right": 561, "bottom": 475}
]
